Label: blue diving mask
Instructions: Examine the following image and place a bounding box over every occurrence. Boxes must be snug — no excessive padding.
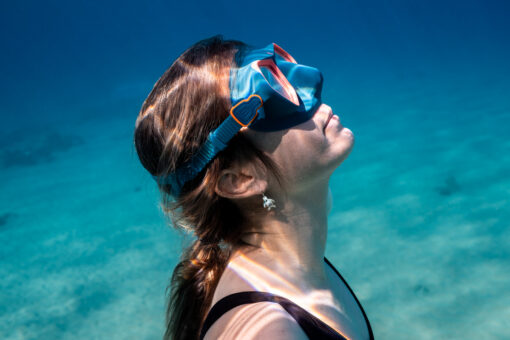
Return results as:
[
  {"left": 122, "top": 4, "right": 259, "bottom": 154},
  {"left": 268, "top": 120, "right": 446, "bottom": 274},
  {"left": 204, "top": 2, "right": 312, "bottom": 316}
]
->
[{"left": 154, "top": 43, "right": 323, "bottom": 195}]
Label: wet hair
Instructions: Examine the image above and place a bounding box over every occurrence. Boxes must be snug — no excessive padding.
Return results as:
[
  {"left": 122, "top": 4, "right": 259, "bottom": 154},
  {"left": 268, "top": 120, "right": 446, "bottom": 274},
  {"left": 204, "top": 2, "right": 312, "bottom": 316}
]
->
[{"left": 133, "top": 36, "right": 283, "bottom": 340}]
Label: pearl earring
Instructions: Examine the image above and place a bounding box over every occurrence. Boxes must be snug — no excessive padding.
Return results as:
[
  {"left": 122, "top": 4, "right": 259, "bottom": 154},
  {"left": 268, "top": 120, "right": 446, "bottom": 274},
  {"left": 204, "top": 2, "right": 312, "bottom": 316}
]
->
[{"left": 262, "top": 193, "right": 276, "bottom": 211}]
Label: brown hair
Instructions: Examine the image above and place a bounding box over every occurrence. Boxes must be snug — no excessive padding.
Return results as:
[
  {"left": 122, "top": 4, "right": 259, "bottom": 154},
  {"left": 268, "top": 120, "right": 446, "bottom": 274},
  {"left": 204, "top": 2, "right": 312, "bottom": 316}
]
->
[{"left": 133, "top": 36, "right": 282, "bottom": 340}]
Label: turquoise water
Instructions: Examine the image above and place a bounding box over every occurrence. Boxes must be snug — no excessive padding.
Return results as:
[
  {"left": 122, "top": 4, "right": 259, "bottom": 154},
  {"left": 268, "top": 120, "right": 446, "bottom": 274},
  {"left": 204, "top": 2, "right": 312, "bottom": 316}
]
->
[{"left": 1, "top": 1, "right": 509, "bottom": 339}]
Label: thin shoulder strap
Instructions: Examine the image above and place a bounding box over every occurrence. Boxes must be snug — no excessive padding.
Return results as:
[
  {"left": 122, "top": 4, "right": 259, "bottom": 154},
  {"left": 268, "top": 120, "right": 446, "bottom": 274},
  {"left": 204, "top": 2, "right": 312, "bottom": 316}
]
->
[
  {"left": 200, "top": 257, "right": 374, "bottom": 340},
  {"left": 199, "top": 291, "right": 347, "bottom": 340},
  {"left": 324, "top": 257, "right": 374, "bottom": 340}
]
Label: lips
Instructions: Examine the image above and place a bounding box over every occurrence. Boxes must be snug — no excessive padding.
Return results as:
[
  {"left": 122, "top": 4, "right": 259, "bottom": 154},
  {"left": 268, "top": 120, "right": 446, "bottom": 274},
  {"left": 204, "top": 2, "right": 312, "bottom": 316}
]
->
[{"left": 323, "top": 112, "right": 333, "bottom": 131}]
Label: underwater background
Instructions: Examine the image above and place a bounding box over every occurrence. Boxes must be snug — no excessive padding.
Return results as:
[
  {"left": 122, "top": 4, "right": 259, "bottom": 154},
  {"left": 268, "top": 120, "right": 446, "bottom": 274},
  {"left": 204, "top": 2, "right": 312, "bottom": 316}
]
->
[{"left": 1, "top": 0, "right": 509, "bottom": 339}]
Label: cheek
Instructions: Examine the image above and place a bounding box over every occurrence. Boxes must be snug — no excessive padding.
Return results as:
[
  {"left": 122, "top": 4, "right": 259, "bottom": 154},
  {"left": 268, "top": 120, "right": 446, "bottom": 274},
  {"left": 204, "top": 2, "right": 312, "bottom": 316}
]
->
[{"left": 272, "top": 131, "right": 327, "bottom": 180}]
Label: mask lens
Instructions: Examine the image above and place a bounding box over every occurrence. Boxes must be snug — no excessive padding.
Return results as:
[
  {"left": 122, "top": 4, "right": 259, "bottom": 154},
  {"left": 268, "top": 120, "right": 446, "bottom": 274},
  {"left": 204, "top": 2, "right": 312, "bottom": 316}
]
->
[{"left": 257, "top": 59, "right": 299, "bottom": 106}]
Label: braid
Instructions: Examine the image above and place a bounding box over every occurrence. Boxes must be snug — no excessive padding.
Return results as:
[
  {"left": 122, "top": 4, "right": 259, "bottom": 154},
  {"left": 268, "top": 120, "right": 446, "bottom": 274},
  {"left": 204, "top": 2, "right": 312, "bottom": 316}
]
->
[{"left": 166, "top": 239, "right": 230, "bottom": 340}]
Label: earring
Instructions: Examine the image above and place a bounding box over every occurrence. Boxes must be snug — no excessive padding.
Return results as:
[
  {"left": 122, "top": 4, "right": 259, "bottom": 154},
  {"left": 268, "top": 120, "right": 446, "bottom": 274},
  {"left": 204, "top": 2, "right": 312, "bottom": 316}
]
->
[{"left": 262, "top": 193, "right": 276, "bottom": 211}]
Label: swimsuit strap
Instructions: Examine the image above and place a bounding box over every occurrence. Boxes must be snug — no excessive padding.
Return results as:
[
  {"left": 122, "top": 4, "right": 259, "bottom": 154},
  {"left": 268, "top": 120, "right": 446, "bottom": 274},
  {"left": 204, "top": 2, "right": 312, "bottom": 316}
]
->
[
  {"left": 199, "top": 291, "right": 347, "bottom": 340},
  {"left": 199, "top": 257, "right": 374, "bottom": 340},
  {"left": 323, "top": 257, "right": 374, "bottom": 340}
]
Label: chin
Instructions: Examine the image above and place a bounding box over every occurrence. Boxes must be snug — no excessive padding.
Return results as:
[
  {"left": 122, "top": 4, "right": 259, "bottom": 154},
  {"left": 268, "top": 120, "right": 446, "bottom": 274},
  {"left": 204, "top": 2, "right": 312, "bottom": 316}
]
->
[
  {"left": 340, "top": 127, "right": 355, "bottom": 143},
  {"left": 332, "top": 127, "right": 355, "bottom": 166}
]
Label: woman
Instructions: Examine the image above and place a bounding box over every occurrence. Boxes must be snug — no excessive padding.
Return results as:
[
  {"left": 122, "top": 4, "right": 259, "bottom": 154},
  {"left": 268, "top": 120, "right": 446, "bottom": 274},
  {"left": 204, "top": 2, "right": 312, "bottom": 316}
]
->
[{"left": 134, "top": 36, "right": 373, "bottom": 340}]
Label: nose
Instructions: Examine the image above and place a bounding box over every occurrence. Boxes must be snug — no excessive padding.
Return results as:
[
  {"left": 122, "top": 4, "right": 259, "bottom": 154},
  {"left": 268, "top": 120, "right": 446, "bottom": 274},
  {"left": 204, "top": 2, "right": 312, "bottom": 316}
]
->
[
  {"left": 314, "top": 103, "right": 333, "bottom": 121},
  {"left": 318, "top": 103, "right": 332, "bottom": 115}
]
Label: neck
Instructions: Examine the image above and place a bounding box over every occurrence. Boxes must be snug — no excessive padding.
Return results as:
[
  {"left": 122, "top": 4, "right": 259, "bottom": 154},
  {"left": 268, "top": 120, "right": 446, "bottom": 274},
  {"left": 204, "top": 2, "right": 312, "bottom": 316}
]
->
[{"left": 232, "top": 182, "right": 331, "bottom": 293}]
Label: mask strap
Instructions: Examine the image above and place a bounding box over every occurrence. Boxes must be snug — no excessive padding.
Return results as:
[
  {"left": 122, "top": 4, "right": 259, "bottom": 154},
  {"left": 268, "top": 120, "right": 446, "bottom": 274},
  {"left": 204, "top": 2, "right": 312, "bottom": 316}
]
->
[{"left": 153, "top": 95, "right": 263, "bottom": 196}]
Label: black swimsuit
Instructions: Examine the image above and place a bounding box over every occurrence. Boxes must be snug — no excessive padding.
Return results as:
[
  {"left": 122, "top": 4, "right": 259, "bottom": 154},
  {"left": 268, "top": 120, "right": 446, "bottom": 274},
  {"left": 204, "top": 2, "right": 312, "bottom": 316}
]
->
[{"left": 200, "top": 257, "right": 374, "bottom": 340}]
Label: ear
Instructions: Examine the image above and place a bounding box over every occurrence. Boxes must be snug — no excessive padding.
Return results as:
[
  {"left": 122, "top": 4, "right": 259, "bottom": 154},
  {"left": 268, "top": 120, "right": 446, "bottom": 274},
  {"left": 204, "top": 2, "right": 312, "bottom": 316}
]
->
[{"left": 215, "top": 164, "right": 268, "bottom": 199}]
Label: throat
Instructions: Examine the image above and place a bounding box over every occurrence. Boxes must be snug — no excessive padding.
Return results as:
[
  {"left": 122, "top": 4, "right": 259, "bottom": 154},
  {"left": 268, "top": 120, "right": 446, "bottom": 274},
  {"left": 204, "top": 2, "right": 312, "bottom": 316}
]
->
[{"left": 228, "top": 244, "right": 330, "bottom": 296}]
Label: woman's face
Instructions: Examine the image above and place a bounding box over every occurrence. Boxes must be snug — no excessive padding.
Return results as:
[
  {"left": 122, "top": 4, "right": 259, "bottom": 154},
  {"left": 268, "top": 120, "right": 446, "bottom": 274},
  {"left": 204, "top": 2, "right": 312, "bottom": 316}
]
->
[{"left": 243, "top": 103, "right": 354, "bottom": 193}]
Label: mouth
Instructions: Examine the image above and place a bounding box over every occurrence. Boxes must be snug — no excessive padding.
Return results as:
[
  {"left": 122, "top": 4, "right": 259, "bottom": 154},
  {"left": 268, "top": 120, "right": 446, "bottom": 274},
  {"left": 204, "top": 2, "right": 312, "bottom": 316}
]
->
[{"left": 323, "top": 111, "right": 333, "bottom": 131}]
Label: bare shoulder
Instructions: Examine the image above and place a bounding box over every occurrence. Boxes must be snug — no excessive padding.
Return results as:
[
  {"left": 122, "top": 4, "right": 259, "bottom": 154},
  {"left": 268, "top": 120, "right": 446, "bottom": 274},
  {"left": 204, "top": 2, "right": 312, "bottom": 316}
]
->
[{"left": 204, "top": 301, "right": 308, "bottom": 340}]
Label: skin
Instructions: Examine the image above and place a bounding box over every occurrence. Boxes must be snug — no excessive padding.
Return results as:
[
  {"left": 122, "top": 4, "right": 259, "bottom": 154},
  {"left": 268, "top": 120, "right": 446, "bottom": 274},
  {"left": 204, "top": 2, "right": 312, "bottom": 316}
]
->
[{"left": 205, "top": 104, "right": 367, "bottom": 339}]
